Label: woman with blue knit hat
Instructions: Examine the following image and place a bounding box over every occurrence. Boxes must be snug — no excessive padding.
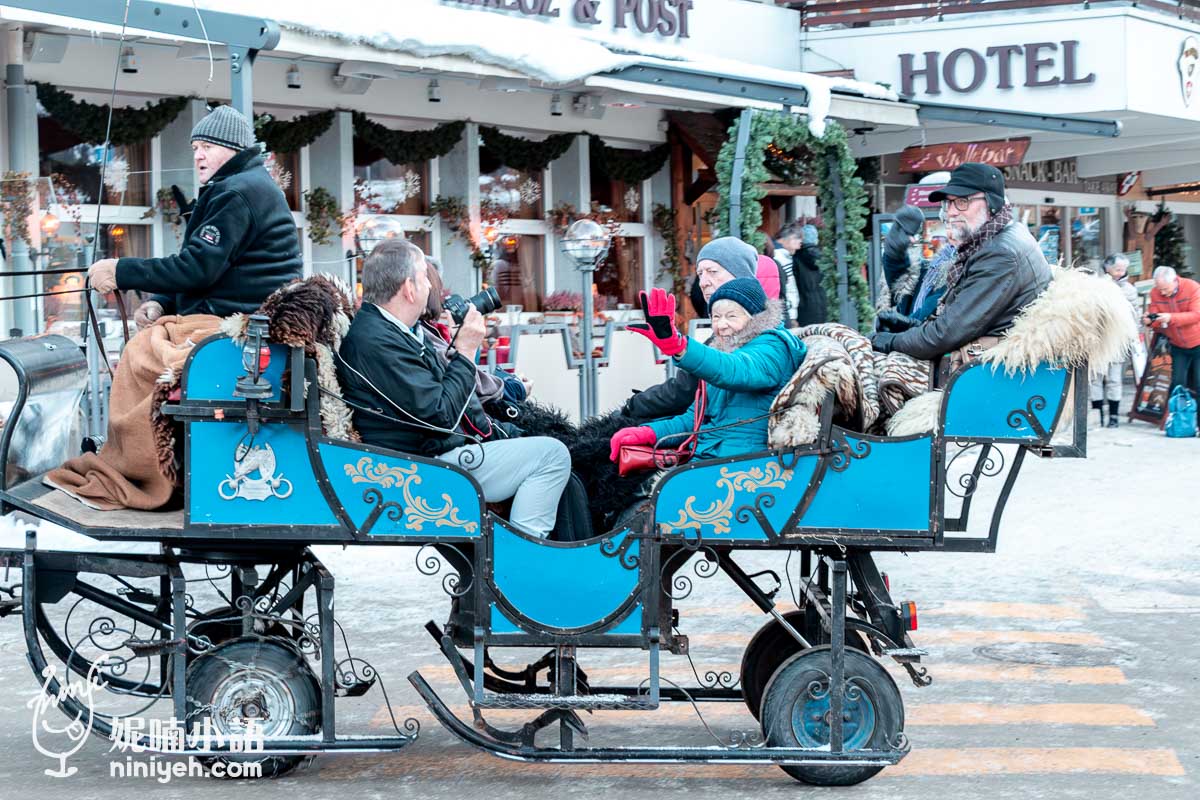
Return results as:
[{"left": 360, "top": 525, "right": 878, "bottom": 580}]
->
[
  {"left": 611, "top": 279, "right": 806, "bottom": 460},
  {"left": 87, "top": 104, "right": 302, "bottom": 327}
]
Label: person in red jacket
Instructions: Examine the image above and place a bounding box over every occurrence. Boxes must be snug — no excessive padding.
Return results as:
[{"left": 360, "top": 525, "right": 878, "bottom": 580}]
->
[{"left": 1145, "top": 266, "right": 1200, "bottom": 400}]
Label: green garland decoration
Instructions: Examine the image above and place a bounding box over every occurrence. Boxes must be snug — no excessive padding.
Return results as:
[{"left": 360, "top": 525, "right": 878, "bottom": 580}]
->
[
  {"left": 589, "top": 136, "right": 669, "bottom": 184},
  {"left": 352, "top": 113, "right": 465, "bottom": 165},
  {"left": 33, "top": 82, "right": 188, "bottom": 146},
  {"left": 715, "top": 114, "right": 873, "bottom": 333},
  {"left": 303, "top": 187, "right": 345, "bottom": 246},
  {"left": 255, "top": 110, "right": 334, "bottom": 154},
  {"left": 651, "top": 202, "right": 686, "bottom": 297},
  {"left": 480, "top": 126, "right": 575, "bottom": 172}
]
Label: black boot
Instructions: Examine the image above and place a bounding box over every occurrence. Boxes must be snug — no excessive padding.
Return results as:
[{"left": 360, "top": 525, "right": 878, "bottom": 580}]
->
[
  {"left": 1092, "top": 400, "right": 1105, "bottom": 427},
  {"left": 1107, "top": 400, "right": 1120, "bottom": 428}
]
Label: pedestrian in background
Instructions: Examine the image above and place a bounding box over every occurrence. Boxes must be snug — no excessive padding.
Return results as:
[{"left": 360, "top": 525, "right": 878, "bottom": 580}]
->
[
  {"left": 792, "top": 224, "right": 828, "bottom": 327},
  {"left": 1145, "top": 266, "right": 1200, "bottom": 401},
  {"left": 1091, "top": 254, "right": 1141, "bottom": 427}
]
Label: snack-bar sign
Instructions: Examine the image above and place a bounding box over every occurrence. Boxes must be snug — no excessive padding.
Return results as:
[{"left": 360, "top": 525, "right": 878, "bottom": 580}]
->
[{"left": 446, "top": 0, "right": 694, "bottom": 38}]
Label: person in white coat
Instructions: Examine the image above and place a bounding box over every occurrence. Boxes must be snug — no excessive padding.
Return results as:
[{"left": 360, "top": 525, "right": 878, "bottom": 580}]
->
[{"left": 1090, "top": 254, "right": 1141, "bottom": 427}]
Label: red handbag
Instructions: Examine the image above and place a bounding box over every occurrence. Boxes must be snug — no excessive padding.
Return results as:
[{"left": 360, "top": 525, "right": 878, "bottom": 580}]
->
[{"left": 618, "top": 382, "right": 707, "bottom": 477}]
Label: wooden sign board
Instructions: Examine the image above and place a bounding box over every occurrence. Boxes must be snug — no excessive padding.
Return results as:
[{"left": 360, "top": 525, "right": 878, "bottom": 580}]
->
[
  {"left": 1129, "top": 337, "right": 1173, "bottom": 426},
  {"left": 900, "top": 138, "right": 1031, "bottom": 174}
]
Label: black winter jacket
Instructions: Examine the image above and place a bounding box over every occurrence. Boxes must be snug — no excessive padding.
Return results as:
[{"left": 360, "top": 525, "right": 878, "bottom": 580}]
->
[
  {"left": 793, "top": 246, "right": 828, "bottom": 327},
  {"left": 115, "top": 147, "right": 302, "bottom": 316},
  {"left": 888, "top": 221, "right": 1051, "bottom": 360},
  {"left": 338, "top": 304, "right": 506, "bottom": 457},
  {"left": 622, "top": 370, "right": 700, "bottom": 422}
]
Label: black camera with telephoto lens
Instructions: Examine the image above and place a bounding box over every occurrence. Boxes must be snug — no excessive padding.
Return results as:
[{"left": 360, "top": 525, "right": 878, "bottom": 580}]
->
[{"left": 444, "top": 287, "right": 502, "bottom": 325}]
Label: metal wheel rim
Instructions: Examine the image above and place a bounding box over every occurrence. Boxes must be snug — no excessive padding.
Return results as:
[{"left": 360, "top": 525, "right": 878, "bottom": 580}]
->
[
  {"left": 207, "top": 667, "right": 299, "bottom": 739},
  {"left": 789, "top": 676, "right": 877, "bottom": 750}
]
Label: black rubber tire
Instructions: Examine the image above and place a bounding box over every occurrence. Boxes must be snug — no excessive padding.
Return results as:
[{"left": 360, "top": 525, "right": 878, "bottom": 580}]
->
[
  {"left": 185, "top": 637, "right": 322, "bottom": 779},
  {"left": 739, "top": 612, "right": 870, "bottom": 719},
  {"left": 759, "top": 646, "right": 904, "bottom": 787}
]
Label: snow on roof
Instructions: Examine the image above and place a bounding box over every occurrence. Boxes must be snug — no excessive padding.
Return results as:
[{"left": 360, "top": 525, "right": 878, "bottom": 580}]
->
[{"left": 187, "top": 1, "right": 898, "bottom": 137}]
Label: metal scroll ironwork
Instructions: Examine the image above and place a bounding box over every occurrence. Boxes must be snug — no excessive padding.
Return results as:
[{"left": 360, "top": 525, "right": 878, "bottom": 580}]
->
[
  {"left": 415, "top": 543, "right": 473, "bottom": 598},
  {"left": 945, "top": 443, "right": 1007, "bottom": 500},
  {"left": 1006, "top": 395, "right": 1049, "bottom": 438},
  {"left": 661, "top": 545, "right": 720, "bottom": 601},
  {"left": 828, "top": 428, "right": 871, "bottom": 473},
  {"left": 361, "top": 487, "right": 405, "bottom": 535},
  {"left": 599, "top": 533, "right": 641, "bottom": 570}
]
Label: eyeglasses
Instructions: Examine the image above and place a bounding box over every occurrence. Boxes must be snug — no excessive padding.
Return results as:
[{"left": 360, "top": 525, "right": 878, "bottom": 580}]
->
[{"left": 940, "top": 194, "right": 985, "bottom": 212}]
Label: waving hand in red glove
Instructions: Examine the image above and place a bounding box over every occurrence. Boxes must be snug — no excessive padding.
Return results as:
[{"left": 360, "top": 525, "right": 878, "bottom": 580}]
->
[{"left": 628, "top": 287, "right": 686, "bottom": 357}]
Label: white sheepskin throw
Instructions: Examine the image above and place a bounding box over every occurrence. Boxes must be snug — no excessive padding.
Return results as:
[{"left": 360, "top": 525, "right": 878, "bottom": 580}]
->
[
  {"left": 885, "top": 390, "right": 943, "bottom": 436},
  {"left": 982, "top": 266, "right": 1137, "bottom": 377}
]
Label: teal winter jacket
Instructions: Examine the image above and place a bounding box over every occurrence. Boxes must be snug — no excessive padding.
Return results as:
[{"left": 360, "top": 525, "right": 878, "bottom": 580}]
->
[{"left": 647, "top": 303, "right": 806, "bottom": 459}]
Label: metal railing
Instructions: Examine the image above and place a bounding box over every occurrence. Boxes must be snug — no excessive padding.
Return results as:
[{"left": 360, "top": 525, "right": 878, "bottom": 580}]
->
[{"left": 782, "top": 0, "right": 1200, "bottom": 28}]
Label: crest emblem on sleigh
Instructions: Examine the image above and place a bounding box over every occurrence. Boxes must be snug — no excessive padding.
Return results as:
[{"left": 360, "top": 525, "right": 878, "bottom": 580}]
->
[{"left": 218, "top": 442, "right": 293, "bottom": 501}]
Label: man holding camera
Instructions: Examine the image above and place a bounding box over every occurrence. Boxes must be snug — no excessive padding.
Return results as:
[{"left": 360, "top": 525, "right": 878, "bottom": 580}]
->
[
  {"left": 1146, "top": 266, "right": 1200, "bottom": 402},
  {"left": 337, "top": 239, "right": 571, "bottom": 538}
]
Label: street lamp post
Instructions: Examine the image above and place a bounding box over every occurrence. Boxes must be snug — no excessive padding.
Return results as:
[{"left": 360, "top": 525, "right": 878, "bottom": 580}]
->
[{"left": 560, "top": 219, "right": 611, "bottom": 420}]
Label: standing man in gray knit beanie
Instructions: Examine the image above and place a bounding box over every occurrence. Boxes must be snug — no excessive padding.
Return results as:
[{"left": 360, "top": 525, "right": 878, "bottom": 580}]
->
[{"left": 88, "top": 104, "right": 301, "bottom": 326}]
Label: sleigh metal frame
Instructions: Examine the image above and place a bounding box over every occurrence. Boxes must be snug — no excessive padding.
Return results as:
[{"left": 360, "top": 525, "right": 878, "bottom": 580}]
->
[{"left": 0, "top": 331, "right": 1087, "bottom": 784}]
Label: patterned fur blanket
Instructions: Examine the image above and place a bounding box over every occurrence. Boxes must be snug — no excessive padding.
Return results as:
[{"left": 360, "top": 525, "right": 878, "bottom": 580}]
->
[
  {"left": 771, "top": 267, "right": 1139, "bottom": 444},
  {"left": 222, "top": 274, "right": 359, "bottom": 441},
  {"left": 769, "top": 323, "right": 932, "bottom": 448}
]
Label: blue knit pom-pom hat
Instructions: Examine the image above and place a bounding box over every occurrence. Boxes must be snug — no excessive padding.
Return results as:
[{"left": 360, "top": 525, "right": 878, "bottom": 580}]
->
[{"left": 709, "top": 277, "right": 767, "bottom": 316}]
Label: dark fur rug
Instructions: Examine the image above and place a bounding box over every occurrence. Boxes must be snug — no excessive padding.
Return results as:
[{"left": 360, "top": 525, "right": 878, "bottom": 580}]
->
[{"left": 515, "top": 402, "right": 650, "bottom": 532}]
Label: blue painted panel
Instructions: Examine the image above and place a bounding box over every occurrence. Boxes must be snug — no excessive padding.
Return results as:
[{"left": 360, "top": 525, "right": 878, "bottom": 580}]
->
[
  {"left": 184, "top": 337, "right": 287, "bottom": 403},
  {"left": 318, "top": 443, "right": 482, "bottom": 537},
  {"left": 189, "top": 421, "right": 338, "bottom": 526},
  {"left": 798, "top": 436, "right": 931, "bottom": 531},
  {"left": 491, "top": 524, "right": 640, "bottom": 631},
  {"left": 654, "top": 454, "right": 819, "bottom": 542},
  {"left": 489, "top": 603, "right": 643, "bottom": 636},
  {"left": 944, "top": 363, "right": 1068, "bottom": 440}
]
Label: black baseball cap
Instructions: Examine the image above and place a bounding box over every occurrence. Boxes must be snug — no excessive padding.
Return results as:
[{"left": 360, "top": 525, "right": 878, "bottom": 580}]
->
[{"left": 928, "top": 162, "right": 1006, "bottom": 213}]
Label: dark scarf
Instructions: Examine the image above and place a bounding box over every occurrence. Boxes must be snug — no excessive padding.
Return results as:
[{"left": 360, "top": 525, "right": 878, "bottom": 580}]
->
[{"left": 938, "top": 204, "right": 1013, "bottom": 313}]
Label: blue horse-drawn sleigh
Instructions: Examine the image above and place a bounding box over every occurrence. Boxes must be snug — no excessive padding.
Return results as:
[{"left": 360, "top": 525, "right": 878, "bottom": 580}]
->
[{"left": 0, "top": 321, "right": 1086, "bottom": 786}]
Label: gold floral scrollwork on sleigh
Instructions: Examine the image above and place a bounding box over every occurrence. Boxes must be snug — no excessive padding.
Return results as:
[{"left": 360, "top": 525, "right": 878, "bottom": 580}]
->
[
  {"left": 665, "top": 462, "right": 792, "bottom": 535},
  {"left": 344, "top": 456, "right": 478, "bottom": 533}
]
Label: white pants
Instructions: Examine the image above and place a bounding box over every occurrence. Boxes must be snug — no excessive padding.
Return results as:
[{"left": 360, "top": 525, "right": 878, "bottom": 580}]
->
[
  {"left": 1089, "top": 361, "right": 1125, "bottom": 403},
  {"left": 438, "top": 436, "right": 571, "bottom": 537}
]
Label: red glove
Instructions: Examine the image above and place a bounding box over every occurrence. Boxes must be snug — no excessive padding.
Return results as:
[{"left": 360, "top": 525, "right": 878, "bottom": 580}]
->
[
  {"left": 629, "top": 288, "right": 686, "bottom": 357},
  {"left": 609, "top": 426, "right": 657, "bottom": 462}
]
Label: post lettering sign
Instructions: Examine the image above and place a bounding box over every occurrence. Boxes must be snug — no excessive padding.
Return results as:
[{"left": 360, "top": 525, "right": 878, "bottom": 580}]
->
[
  {"left": 445, "top": 0, "right": 693, "bottom": 39},
  {"left": 899, "top": 138, "right": 1030, "bottom": 173},
  {"left": 899, "top": 41, "right": 1094, "bottom": 97}
]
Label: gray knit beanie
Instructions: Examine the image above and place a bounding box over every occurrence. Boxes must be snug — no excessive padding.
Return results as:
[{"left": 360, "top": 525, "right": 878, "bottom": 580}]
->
[
  {"left": 696, "top": 236, "right": 758, "bottom": 280},
  {"left": 190, "top": 105, "right": 255, "bottom": 151}
]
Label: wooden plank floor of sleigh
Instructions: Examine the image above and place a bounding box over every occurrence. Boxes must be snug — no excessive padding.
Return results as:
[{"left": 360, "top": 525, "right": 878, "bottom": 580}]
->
[{"left": 6, "top": 478, "right": 184, "bottom": 537}]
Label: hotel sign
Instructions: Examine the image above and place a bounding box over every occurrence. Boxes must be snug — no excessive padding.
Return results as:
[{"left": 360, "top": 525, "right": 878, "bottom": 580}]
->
[{"left": 899, "top": 40, "right": 1095, "bottom": 97}]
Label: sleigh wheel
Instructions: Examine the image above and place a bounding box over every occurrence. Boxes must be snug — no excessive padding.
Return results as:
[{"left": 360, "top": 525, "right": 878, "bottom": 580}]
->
[
  {"left": 185, "top": 638, "right": 321, "bottom": 778},
  {"left": 760, "top": 646, "right": 903, "bottom": 787},
  {"left": 739, "top": 611, "right": 869, "bottom": 719}
]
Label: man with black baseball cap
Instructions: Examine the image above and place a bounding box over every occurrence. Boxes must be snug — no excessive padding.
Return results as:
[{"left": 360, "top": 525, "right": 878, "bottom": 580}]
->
[
  {"left": 872, "top": 161, "right": 1051, "bottom": 369},
  {"left": 87, "top": 105, "right": 302, "bottom": 327}
]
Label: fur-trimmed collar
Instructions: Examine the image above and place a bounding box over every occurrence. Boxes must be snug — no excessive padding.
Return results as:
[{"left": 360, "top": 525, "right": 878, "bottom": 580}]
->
[{"left": 708, "top": 299, "right": 785, "bottom": 352}]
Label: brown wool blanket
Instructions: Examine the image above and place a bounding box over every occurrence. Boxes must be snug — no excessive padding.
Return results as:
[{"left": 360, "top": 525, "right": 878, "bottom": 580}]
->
[{"left": 45, "top": 314, "right": 221, "bottom": 511}]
